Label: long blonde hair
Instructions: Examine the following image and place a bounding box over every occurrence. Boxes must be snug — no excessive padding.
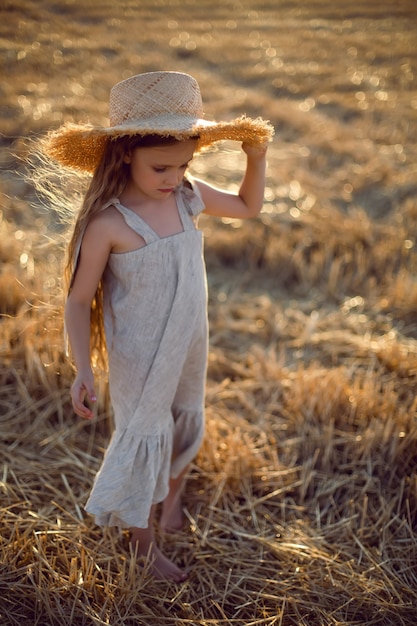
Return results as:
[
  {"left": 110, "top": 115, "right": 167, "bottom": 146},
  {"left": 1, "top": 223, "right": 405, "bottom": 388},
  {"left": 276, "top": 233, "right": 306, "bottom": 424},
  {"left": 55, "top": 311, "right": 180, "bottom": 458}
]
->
[{"left": 65, "top": 134, "right": 184, "bottom": 369}]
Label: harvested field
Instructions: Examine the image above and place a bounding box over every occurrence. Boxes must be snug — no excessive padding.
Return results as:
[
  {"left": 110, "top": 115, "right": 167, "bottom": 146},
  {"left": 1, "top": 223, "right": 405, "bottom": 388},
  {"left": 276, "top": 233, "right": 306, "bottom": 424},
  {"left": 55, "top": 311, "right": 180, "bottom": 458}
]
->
[{"left": 1, "top": 1, "right": 417, "bottom": 624}]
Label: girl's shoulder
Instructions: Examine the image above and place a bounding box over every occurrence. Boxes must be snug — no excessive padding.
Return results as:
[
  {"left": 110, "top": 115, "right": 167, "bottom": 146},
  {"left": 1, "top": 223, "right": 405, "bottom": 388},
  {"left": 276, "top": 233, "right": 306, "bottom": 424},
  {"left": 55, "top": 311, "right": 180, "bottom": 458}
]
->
[
  {"left": 84, "top": 202, "right": 146, "bottom": 254},
  {"left": 82, "top": 204, "right": 125, "bottom": 245},
  {"left": 87, "top": 203, "right": 122, "bottom": 228}
]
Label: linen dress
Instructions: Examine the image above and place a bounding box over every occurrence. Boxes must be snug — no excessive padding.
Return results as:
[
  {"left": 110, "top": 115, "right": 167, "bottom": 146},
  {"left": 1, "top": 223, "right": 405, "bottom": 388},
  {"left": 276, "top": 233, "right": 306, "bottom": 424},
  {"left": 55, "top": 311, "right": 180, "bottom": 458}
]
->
[{"left": 84, "top": 178, "right": 208, "bottom": 529}]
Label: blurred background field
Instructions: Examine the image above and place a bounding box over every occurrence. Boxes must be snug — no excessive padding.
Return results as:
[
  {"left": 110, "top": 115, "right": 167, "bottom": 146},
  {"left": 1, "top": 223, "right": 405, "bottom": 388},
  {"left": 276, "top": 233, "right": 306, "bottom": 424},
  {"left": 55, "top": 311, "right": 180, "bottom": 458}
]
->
[{"left": 1, "top": 1, "right": 417, "bottom": 624}]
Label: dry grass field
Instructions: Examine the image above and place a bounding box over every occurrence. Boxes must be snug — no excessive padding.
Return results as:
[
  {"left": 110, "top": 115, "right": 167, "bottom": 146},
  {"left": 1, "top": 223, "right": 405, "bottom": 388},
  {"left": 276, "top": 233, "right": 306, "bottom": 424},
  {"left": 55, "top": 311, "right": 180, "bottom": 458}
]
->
[{"left": 1, "top": 0, "right": 417, "bottom": 624}]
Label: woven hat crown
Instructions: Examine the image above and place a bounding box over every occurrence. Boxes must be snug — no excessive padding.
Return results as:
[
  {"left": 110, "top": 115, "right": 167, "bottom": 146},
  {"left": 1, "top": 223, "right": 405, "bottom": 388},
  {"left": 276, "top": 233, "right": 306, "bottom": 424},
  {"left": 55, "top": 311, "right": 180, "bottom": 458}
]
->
[{"left": 109, "top": 71, "right": 204, "bottom": 127}]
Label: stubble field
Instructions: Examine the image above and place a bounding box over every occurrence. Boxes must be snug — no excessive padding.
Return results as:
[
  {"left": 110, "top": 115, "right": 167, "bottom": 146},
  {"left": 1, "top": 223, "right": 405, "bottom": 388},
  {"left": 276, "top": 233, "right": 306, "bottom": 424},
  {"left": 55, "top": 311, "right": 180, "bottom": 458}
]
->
[{"left": 1, "top": 1, "right": 417, "bottom": 624}]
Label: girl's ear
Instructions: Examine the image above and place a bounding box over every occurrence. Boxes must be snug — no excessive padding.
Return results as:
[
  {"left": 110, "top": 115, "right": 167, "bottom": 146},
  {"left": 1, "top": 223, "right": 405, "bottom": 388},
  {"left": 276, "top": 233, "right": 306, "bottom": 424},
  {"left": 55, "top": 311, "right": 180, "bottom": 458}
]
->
[{"left": 123, "top": 150, "right": 132, "bottom": 164}]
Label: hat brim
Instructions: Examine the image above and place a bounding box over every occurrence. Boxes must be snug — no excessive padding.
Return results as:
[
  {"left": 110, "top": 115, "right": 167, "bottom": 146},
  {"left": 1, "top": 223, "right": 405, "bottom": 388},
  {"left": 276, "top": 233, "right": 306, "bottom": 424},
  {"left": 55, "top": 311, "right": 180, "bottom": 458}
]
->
[{"left": 42, "top": 115, "right": 274, "bottom": 173}]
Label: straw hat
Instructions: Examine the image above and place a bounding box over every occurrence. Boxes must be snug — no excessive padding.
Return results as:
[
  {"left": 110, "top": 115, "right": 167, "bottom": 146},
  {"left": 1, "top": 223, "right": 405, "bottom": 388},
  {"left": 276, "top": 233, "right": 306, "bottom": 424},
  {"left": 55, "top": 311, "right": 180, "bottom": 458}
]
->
[{"left": 43, "top": 71, "right": 274, "bottom": 173}]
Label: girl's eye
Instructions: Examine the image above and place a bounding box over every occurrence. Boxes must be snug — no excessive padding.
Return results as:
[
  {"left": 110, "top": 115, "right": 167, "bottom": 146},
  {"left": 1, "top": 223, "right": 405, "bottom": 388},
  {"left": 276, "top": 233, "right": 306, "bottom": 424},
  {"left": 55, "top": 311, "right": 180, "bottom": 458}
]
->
[{"left": 153, "top": 167, "right": 166, "bottom": 173}]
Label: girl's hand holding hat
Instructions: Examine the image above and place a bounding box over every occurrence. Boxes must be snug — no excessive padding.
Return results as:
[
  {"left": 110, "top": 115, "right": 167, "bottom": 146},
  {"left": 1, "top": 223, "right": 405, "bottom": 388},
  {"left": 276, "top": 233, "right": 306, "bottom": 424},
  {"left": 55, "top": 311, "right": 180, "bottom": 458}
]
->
[{"left": 241, "top": 140, "right": 269, "bottom": 159}]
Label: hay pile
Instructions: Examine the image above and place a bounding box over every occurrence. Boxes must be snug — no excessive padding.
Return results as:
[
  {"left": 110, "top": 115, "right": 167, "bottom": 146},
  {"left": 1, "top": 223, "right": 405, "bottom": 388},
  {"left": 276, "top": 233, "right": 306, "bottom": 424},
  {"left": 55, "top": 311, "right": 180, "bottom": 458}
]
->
[{"left": 1, "top": 0, "right": 417, "bottom": 624}]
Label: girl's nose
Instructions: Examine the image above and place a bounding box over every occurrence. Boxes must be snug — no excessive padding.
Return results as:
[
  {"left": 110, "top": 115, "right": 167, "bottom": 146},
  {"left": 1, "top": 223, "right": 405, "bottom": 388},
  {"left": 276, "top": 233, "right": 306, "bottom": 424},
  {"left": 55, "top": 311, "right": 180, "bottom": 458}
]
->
[{"left": 165, "top": 170, "right": 182, "bottom": 185}]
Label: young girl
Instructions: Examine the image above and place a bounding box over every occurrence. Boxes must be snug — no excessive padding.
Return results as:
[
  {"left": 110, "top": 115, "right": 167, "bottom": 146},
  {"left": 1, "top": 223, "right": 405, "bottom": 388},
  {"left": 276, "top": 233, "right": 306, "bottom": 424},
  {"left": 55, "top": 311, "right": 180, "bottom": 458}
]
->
[{"left": 42, "top": 71, "right": 273, "bottom": 582}]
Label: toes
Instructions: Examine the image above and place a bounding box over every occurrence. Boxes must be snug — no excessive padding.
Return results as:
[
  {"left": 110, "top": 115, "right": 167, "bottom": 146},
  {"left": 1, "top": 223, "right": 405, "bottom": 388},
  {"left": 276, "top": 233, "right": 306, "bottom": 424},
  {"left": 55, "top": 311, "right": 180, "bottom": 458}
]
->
[
  {"left": 154, "top": 563, "right": 188, "bottom": 583},
  {"left": 174, "top": 570, "right": 188, "bottom": 583}
]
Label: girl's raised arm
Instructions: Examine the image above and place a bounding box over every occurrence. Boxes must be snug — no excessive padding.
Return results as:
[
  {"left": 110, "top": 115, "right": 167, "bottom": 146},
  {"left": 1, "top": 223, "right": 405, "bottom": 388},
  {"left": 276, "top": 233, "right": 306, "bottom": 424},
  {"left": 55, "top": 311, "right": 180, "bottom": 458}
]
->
[{"left": 196, "top": 141, "right": 268, "bottom": 220}]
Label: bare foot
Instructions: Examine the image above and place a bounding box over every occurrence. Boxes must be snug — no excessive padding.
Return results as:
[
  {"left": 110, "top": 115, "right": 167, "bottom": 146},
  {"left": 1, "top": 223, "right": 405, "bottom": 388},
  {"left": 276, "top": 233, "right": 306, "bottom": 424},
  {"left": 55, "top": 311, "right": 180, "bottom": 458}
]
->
[
  {"left": 130, "top": 527, "right": 187, "bottom": 582},
  {"left": 146, "top": 544, "right": 188, "bottom": 582}
]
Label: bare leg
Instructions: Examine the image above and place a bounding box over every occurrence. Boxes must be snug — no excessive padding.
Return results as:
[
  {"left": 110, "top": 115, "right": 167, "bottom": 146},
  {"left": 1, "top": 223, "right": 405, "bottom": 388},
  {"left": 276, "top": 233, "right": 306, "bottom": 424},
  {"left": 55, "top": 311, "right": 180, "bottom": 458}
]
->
[
  {"left": 160, "top": 466, "right": 188, "bottom": 531},
  {"left": 130, "top": 505, "right": 187, "bottom": 582}
]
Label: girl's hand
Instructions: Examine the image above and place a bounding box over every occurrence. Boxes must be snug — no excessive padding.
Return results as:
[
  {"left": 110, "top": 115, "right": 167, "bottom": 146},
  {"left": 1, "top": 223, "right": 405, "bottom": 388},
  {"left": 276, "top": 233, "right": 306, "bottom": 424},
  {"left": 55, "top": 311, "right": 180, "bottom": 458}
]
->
[
  {"left": 71, "top": 370, "right": 97, "bottom": 420},
  {"left": 241, "top": 141, "right": 268, "bottom": 159}
]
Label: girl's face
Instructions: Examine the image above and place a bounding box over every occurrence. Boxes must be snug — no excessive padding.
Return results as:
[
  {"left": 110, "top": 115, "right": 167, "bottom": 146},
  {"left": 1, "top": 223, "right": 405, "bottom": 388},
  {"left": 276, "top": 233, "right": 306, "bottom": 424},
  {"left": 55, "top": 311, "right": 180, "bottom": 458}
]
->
[{"left": 124, "top": 138, "right": 197, "bottom": 200}]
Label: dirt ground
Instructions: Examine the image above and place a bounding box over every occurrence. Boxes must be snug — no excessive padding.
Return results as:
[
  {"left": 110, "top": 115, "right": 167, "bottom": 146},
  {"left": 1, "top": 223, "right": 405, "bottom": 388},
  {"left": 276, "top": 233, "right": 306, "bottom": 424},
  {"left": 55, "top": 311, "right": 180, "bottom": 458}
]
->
[{"left": 1, "top": 1, "right": 417, "bottom": 625}]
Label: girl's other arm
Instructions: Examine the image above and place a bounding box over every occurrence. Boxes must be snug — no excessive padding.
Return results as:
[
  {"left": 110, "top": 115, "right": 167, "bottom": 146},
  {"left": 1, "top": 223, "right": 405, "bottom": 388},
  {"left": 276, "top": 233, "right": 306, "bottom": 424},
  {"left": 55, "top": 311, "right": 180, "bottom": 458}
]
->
[
  {"left": 65, "top": 216, "right": 112, "bottom": 419},
  {"left": 196, "top": 141, "right": 268, "bottom": 219}
]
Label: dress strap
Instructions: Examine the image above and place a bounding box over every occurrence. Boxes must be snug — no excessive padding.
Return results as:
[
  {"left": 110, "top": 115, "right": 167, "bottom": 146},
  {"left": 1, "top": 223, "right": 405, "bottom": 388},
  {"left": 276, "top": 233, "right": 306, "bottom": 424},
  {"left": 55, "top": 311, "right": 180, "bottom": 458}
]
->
[
  {"left": 105, "top": 198, "right": 159, "bottom": 244},
  {"left": 175, "top": 177, "right": 206, "bottom": 228}
]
